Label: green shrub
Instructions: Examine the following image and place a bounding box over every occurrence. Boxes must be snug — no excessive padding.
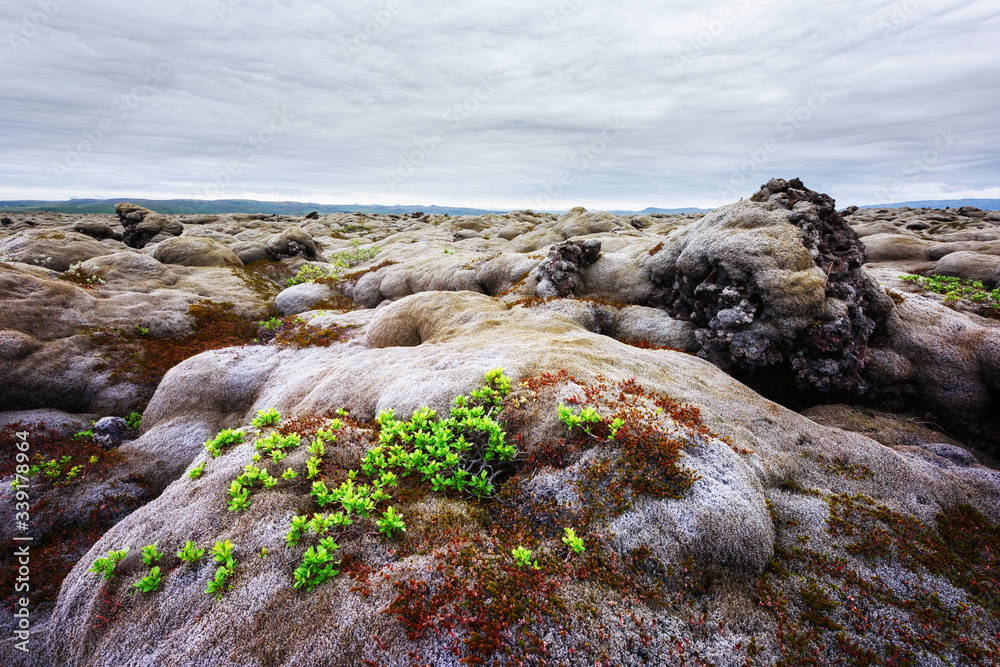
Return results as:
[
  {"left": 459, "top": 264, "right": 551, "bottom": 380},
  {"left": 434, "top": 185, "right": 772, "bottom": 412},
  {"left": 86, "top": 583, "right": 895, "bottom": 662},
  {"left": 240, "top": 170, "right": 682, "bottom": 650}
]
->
[
  {"left": 900, "top": 273, "right": 1000, "bottom": 314},
  {"left": 562, "top": 527, "right": 585, "bottom": 555},
  {"left": 376, "top": 506, "right": 406, "bottom": 538},
  {"left": 293, "top": 539, "right": 340, "bottom": 591},
  {"left": 252, "top": 408, "right": 281, "bottom": 428},
  {"left": 133, "top": 566, "right": 163, "bottom": 593},
  {"left": 125, "top": 412, "right": 142, "bottom": 429},
  {"left": 177, "top": 540, "right": 205, "bottom": 563},
  {"left": 88, "top": 548, "right": 129, "bottom": 580},
  {"left": 204, "top": 429, "right": 246, "bottom": 458},
  {"left": 140, "top": 542, "right": 162, "bottom": 566}
]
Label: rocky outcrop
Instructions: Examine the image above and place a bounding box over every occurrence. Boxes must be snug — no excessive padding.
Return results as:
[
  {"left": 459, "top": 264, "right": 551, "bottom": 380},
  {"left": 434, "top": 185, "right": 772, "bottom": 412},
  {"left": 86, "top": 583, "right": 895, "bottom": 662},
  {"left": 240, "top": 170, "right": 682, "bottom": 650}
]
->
[
  {"left": 115, "top": 202, "right": 183, "bottom": 248},
  {"left": 150, "top": 237, "right": 244, "bottom": 268},
  {"left": 535, "top": 239, "right": 601, "bottom": 298},
  {"left": 265, "top": 226, "right": 321, "bottom": 260},
  {"left": 648, "top": 178, "right": 892, "bottom": 396}
]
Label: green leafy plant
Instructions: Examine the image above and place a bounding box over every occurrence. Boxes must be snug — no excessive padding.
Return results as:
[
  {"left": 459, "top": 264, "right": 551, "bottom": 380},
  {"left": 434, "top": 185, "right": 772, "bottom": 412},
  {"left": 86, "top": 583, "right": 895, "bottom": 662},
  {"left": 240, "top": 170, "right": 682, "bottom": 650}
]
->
[
  {"left": 293, "top": 539, "right": 340, "bottom": 591},
  {"left": 210, "top": 540, "right": 235, "bottom": 566},
  {"left": 557, "top": 403, "right": 602, "bottom": 434},
  {"left": 376, "top": 506, "right": 406, "bottom": 538},
  {"left": 62, "top": 261, "right": 106, "bottom": 286},
  {"left": 88, "top": 548, "right": 129, "bottom": 580},
  {"left": 204, "top": 428, "right": 246, "bottom": 458},
  {"left": 286, "top": 264, "right": 342, "bottom": 287},
  {"left": 259, "top": 316, "right": 282, "bottom": 331},
  {"left": 562, "top": 527, "right": 585, "bottom": 555},
  {"left": 188, "top": 461, "right": 206, "bottom": 479},
  {"left": 73, "top": 429, "right": 94, "bottom": 441},
  {"left": 511, "top": 546, "right": 539, "bottom": 569},
  {"left": 228, "top": 481, "right": 251, "bottom": 511},
  {"left": 287, "top": 514, "right": 310, "bottom": 546},
  {"left": 125, "top": 412, "right": 142, "bottom": 429},
  {"left": 140, "top": 542, "right": 162, "bottom": 566},
  {"left": 177, "top": 540, "right": 205, "bottom": 563},
  {"left": 133, "top": 566, "right": 163, "bottom": 593},
  {"left": 205, "top": 562, "right": 235, "bottom": 600},
  {"left": 900, "top": 273, "right": 1000, "bottom": 314},
  {"left": 252, "top": 408, "right": 281, "bottom": 428},
  {"left": 281, "top": 467, "right": 297, "bottom": 480}
]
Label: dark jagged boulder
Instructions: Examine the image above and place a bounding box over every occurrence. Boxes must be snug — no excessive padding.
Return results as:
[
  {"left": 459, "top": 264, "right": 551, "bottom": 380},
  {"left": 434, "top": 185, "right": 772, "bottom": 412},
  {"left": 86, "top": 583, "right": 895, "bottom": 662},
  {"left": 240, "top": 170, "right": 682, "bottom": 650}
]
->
[
  {"left": 114, "top": 202, "right": 183, "bottom": 249},
  {"left": 535, "top": 239, "right": 601, "bottom": 298},
  {"left": 649, "top": 178, "right": 892, "bottom": 395}
]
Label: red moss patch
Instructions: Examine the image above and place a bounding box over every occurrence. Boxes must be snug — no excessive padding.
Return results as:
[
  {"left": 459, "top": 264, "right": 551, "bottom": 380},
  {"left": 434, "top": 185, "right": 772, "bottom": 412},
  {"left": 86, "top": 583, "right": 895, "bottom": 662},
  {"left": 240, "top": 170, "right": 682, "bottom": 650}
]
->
[{"left": 87, "top": 300, "right": 258, "bottom": 409}]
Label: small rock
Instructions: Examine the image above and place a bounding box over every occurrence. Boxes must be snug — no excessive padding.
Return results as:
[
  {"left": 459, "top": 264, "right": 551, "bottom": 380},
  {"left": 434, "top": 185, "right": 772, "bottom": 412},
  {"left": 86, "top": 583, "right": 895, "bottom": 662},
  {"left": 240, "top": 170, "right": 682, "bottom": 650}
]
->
[
  {"left": 266, "top": 226, "right": 320, "bottom": 260},
  {"left": 93, "top": 416, "right": 129, "bottom": 450}
]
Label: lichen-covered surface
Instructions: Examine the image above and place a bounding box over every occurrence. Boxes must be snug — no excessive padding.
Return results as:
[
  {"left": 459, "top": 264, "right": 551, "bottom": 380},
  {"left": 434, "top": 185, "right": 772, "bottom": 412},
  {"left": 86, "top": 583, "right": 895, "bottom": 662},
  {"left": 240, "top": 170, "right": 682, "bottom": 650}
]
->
[{"left": 1, "top": 185, "right": 998, "bottom": 665}]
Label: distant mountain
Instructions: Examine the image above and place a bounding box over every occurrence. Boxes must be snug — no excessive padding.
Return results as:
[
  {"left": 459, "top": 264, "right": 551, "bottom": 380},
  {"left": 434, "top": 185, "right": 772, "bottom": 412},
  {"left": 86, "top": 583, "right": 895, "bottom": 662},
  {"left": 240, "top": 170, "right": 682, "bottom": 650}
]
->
[
  {"left": 859, "top": 199, "right": 1000, "bottom": 211},
  {"left": 0, "top": 198, "right": 509, "bottom": 217},
  {"left": 609, "top": 206, "right": 712, "bottom": 215}
]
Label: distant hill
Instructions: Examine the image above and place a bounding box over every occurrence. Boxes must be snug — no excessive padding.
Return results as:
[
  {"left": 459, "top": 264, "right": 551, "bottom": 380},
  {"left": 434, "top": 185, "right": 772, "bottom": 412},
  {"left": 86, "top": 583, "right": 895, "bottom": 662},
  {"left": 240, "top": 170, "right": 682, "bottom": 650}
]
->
[
  {"left": 0, "top": 199, "right": 509, "bottom": 217},
  {"left": 610, "top": 207, "right": 712, "bottom": 215},
  {"left": 859, "top": 199, "right": 1000, "bottom": 211},
  {"left": 4, "top": 197, "right": 995, "bottom": 217}
]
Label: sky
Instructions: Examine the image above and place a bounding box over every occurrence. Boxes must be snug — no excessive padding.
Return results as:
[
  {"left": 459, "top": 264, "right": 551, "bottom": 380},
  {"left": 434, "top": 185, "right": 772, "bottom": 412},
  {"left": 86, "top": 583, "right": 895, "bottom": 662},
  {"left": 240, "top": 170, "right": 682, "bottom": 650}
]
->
[{"left": 1, "top": 0, "right": 998, "bottom": 211}]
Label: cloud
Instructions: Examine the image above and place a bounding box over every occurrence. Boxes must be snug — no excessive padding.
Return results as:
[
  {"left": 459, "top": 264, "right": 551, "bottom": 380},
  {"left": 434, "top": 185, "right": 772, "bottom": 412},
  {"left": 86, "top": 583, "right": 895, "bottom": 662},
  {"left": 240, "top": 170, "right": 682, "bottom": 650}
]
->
[{"left": 1, "top": 0, "right": 997, "bottom": 209}]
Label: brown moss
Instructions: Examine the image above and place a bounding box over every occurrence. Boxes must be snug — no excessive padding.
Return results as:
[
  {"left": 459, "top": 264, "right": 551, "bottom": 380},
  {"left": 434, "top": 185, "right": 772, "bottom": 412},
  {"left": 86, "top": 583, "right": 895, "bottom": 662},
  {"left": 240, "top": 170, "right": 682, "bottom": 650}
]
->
[
  {"left": 757, "top": 494, "right": 1000, "bottom": 665},
  {"left": 87, "top": 300, "right": 258, "bottom": 410},
  {"left": 0, "top": 421, "right": 150, "bottom": 610}
]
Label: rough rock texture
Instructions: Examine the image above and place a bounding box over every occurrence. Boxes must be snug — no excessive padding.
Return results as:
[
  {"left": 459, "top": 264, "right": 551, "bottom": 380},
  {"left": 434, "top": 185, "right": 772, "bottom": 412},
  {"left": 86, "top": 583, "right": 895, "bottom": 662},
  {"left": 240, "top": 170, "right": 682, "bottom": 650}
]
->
[
  {"left": 150, "top": 236, "right": 244, "bottom": 268},
  {"left": 115, "top": 202, "right": 183, "bottom": 249},
  {"left": 932, "top": 250, "right": 1000, "bottom": 286},
  {"left": 535, "top": 239, "right": 601, "bottom": 297},
  {"left": 265, "top": 226, "right": 321, "bottom": 260},
  {"left": 71, "top": 220, "right": 122, "bottom": 241},
  {"left": 648, "top": 178, "right": 892, "bottom": 396},
  {"left": 93, "top": 415, "right": 129, "bottom": 450},
  {"left": 273, "top": 282, "right": 337, "bottom": 316},
  {"left": 0, "top": 229, "right": 124, "bottom": 271},
  {"left": 228, "top": 240, "right": 270, "bottom": 264}
]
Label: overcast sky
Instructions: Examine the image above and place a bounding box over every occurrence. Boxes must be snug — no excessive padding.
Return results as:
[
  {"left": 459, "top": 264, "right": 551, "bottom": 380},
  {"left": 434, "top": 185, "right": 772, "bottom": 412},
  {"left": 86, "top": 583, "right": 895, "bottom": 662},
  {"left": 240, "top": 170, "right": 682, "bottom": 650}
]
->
[{"left": 1, "top": 0, "right": 998, "bottom": 210}]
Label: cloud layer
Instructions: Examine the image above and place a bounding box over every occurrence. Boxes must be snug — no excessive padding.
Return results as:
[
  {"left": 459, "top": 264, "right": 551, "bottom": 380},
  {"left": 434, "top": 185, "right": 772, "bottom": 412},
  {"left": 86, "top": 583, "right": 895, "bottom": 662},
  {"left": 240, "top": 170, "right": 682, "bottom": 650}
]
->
[{"left": 2, "top": 0, "right": 998, "bottom": 210}]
